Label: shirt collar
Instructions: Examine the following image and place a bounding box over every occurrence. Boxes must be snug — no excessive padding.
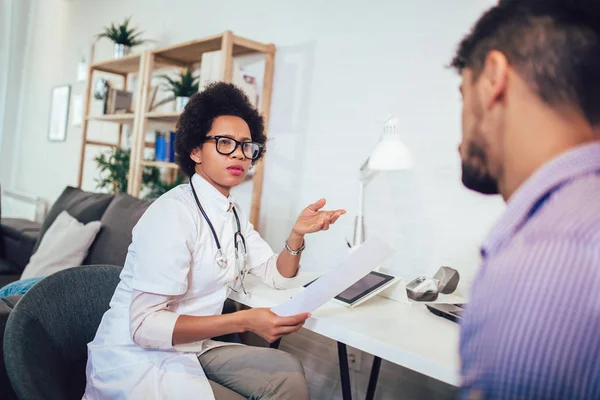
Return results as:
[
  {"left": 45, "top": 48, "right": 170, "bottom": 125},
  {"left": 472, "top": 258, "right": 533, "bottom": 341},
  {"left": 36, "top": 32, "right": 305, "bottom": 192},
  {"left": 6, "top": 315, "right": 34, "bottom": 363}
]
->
[
  {"left": 191, "top": 173, "right": 235, "bottom": 214},
  {"left": 482, "top": 142, "right": 600, "bottom": 255}
]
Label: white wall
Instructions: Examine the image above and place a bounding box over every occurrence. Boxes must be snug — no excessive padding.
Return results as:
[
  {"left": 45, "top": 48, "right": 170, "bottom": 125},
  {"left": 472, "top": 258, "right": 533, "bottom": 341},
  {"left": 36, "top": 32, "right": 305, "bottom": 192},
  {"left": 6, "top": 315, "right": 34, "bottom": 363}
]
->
[
  {"left": 0, "top": 0, "right": 33, "bottom": 185},
  {"left": 4, "top": 0, "right": 504, "bottom": 290}
]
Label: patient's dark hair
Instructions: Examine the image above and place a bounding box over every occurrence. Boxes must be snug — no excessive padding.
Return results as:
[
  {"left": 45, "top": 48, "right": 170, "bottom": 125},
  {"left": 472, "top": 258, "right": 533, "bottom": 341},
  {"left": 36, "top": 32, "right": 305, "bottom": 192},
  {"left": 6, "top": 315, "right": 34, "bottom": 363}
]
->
[
  {"left": 174, "top": 82, "right": 266, "bottom": 177},
  {"left": 451, "top": 0, "right": 600, "bottom": 125}
]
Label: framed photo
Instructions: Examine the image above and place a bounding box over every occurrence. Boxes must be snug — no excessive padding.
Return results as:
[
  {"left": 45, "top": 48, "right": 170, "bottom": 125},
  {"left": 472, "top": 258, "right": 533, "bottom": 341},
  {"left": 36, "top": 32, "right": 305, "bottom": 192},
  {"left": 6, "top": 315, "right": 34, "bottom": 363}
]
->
[{"left": 48, "top": 85, "right": 71, "bottom": 142}]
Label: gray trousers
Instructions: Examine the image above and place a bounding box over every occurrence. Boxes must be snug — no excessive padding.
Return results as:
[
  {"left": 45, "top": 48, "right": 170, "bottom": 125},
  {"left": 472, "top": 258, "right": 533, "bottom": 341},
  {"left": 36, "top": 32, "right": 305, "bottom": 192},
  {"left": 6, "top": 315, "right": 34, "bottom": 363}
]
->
[{"left": 199, "top": 345, "right": 310, "bottom": 400}]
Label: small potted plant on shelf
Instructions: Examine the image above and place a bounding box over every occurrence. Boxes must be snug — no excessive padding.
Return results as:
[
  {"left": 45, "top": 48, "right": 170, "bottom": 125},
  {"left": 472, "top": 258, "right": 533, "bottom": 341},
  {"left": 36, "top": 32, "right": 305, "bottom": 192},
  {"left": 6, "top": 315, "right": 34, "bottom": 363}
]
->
[
  {"left": 97, "top": 16, "right": 147, "bottom": 59},
  {"left": 94, "top": 147, "right": 179, "bottom": 197},
  {"left": 157, "top": 69, "right": 200, "bottom": 112}
]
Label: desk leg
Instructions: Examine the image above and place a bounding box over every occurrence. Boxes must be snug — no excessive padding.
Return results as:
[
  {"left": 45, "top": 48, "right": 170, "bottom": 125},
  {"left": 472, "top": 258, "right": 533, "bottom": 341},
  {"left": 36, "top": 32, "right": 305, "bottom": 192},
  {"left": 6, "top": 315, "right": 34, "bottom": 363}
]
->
[
  {"left": 269, "top": 338, "right": 282, "bottom": 349},
  {"left": 365, "top": 356, "right": 382, "bottom": 400},
  {"left": 337, "top": 342, "right": 353, "bottom": 400}
]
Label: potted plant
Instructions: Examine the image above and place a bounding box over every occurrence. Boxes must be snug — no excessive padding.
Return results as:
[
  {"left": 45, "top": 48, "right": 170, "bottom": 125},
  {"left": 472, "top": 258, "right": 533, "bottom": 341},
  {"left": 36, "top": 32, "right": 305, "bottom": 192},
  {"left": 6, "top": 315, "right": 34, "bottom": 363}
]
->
[
  {"left": 157, "top": 69, "right": 200, "bottom": 112},
  {"left": 94, "top": 147, "right": 178, "bottom": 198},
  {"left": 97, "top": 17, "right": 146, "bottom": 59}
]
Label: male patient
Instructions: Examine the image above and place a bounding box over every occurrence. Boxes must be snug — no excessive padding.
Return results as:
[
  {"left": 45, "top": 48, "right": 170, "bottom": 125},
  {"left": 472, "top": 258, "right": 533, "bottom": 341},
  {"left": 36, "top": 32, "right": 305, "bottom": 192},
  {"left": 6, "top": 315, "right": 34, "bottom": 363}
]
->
[{"left": 451, "top": 1, "right": 600, "bottom": 399}]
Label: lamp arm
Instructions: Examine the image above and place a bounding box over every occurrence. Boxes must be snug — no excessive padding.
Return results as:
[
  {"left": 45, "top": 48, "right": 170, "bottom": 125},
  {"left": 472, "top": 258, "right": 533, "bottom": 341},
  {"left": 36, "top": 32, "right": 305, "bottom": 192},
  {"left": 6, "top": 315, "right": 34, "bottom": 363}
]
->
[{"left": 359, "top": 158, "right": 378, "bottom": 184}]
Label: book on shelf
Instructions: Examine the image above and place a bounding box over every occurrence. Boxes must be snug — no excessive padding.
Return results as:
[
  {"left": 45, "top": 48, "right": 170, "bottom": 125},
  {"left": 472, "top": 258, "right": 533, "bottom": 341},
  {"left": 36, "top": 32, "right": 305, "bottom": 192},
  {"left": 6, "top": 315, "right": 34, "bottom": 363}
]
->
[{"left": 155, "top": 131, "right": 176, "bottom": 162}]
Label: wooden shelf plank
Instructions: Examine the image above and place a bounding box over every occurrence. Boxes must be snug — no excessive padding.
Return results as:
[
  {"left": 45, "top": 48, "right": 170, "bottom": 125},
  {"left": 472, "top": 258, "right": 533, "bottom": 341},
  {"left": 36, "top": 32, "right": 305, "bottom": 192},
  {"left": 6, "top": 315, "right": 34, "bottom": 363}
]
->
[
  {"left": 91, "top": 54, "right": 142, "bottom": 75},
  {"left": 142, "top": 160, "right": 178, "bottom": 169},
  {"left": 150, "top": 32, "right": 268, "bottom": 68},
  {"left": 86, "top": 140, "right": 117, "bottom": 147},
  {"left": 152, "top": 34, "right": 223, "bottom": 66},
  {"left": 91, "top": 53, "right": 172, "bottom": 75},
  {"left": 232, "top": 35, "right": 271, "bottom": 54},
  {"left": 146, "top": 111, "right": 181, "bottom": 122},
  {"left": 85, "top": 140, "right": 154, "bottom": 148},
  {"left": 87, "top": 114, "right": 135, "bottom": 123}
]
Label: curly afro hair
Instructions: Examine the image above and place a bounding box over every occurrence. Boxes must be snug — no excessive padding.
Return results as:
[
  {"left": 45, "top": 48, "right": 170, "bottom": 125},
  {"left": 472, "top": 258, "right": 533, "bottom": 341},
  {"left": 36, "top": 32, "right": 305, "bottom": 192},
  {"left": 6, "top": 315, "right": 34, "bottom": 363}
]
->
[{"left": 174, "top": 82, "right": 267, "bottom": 177}]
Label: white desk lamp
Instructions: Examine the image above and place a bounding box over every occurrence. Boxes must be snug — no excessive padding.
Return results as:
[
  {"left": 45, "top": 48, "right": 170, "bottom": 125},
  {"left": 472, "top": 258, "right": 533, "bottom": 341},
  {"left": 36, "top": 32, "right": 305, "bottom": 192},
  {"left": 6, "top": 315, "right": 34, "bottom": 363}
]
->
[{"left": 353, "top": 116, "right": 413, "bottom": 247}]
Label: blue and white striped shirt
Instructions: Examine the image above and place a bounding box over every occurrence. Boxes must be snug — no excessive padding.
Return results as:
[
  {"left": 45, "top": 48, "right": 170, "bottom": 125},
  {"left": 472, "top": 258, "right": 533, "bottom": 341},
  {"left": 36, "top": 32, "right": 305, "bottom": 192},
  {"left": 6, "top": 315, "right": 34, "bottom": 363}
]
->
[{"left": 460, "top": 142, "right": 600, "bottom": 400}]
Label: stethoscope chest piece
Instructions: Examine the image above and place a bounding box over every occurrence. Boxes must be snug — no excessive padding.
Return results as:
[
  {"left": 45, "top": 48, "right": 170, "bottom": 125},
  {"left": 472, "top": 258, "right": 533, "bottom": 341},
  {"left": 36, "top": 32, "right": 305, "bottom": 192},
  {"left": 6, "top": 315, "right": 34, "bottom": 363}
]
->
[
  {"left": 215, "top": 248, "right": 228, "bottom": 268},
  {"left": 190, "top": 180, "right": 244, "bottom": 271}
]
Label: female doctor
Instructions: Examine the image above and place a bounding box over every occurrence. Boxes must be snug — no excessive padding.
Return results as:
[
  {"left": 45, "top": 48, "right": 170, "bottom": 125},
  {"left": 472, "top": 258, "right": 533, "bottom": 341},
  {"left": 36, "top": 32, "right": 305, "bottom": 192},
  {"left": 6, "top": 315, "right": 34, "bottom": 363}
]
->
[{"left": 84, "top": 82, "right": 346, "bottom": 400}]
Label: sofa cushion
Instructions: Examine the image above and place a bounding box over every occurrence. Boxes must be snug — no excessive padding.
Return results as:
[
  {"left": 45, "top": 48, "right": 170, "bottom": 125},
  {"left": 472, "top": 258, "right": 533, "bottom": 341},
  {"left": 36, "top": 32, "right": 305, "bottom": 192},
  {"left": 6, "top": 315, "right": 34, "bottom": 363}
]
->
[
  {"left": 21, "top": 211, "right": 102, "bottom": 280},
  {"left": 33, "top": 187, "right": 113, "bottom": 254},
  {"left": 1, "top": 219, "right": 41, "bottom": 237},
  {"left": 84, "top": 193, "right": 152, "bottom": 266},
  {"left": 0, "top": 273, "right": 21, "bottom": 288},
  {"left": 1, "top": 218, "right": 41, "bottom": 273},
  {"left": 0, "top": 258, "right": 20, "bottom": 276}
]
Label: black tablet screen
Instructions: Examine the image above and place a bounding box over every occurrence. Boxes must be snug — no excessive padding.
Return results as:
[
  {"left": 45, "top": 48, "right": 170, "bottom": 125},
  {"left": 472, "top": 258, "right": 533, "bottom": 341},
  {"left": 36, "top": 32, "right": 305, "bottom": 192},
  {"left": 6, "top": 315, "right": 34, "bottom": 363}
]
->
[
  {"left": 336, "top": 271, "right": 392, "bottom": 303},
  {"left": 304, "top": 271, "right": 394, "bottom": 305}
]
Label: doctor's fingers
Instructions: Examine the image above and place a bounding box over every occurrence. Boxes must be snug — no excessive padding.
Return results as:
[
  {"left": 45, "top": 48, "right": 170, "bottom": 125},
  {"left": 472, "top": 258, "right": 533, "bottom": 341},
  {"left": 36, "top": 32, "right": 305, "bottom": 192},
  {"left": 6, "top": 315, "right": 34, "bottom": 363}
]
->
[
  {"left": 321, "top": 209, "right": 345, "bottom": 221},
  {"left": 274, "top": 321, "right": 306, "bottom": 336},
  {"left": 329, "top": 210, "right": 345, "bottom": 224},
  {"left": 275, "top": 313, "right": 310, "bottom": 327}
]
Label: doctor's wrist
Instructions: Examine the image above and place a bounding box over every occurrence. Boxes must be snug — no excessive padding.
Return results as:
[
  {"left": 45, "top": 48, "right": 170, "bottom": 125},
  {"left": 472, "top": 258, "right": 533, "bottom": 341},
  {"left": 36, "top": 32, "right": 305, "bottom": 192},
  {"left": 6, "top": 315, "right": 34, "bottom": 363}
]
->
[
  {"left": 231, "top": 311, "right": 250, "bottom": 334},
  {"left": 287, "top": 232, "right": 305, "bottom": 250}
]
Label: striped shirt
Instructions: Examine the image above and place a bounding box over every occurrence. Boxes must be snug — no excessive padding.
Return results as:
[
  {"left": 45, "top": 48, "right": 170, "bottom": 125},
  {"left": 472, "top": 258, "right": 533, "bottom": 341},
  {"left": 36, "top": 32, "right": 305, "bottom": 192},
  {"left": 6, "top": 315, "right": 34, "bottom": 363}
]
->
[{"left": 460, "top": 142, "right": 600, "bottom": 400}]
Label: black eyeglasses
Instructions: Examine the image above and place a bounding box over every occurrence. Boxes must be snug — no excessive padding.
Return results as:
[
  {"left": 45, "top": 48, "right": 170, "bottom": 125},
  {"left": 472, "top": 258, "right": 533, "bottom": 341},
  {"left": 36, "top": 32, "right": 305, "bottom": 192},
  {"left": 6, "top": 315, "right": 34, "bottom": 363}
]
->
[{"left": 205, "top": 136, "right": 263, "bottom": 160}]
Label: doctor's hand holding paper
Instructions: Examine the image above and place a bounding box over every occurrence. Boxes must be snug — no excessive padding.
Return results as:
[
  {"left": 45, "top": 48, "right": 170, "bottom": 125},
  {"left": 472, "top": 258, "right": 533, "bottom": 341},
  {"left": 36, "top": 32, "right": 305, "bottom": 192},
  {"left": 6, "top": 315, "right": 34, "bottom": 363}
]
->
[
  {"left": 238, "top": 198, "right": 345, "bottom": 343},
  {"left": 84, "top": 82, "right": 345, "bottom": 400}
]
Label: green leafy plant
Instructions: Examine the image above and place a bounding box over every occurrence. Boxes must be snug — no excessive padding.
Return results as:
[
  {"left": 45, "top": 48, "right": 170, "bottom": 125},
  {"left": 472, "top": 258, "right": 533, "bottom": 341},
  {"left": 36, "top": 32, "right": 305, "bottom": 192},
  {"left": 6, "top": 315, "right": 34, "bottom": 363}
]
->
[
  {"left": 145, "top": 175, "right": 186, "bottom": 199},
  {"left": 94, "top": 147, "right": 132, "bottom": 194},
  {"left": 97, "top": 17, "right": 146, "bottom": 47},
  {"left": 94, "top": 147, "right": 182, "bottom": 198},
  {"left": 157, "top": 69, "right": 200, "bottom": 98}
]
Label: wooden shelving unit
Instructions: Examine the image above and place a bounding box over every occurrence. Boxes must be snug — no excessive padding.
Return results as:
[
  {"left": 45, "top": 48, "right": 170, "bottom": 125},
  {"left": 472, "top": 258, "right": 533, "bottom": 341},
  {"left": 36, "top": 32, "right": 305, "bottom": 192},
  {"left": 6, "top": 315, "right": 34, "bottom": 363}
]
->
[
  {"left": 77, "top": 31, "right": 275, "bottom": 228},
  {"left": 146, "top": 111, "right": 181, "bottom": 122},
  {"left": 141, "top": 160, "right": 180, "bottom": 169},
  {"left": 86, "top": 114, "right": 136, "bottom": 123}
]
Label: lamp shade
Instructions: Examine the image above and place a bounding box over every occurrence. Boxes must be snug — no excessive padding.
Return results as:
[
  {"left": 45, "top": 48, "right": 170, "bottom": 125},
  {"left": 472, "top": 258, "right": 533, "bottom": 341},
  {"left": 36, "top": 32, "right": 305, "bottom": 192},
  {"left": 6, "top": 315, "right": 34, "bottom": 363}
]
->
[{"left": 366, "top": 116, "right": 413, "bottom": 171}]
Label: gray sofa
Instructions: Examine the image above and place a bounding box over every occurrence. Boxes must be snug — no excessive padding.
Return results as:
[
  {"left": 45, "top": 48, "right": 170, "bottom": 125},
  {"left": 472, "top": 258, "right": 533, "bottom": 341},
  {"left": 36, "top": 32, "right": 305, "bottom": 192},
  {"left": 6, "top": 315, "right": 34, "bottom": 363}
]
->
[
  {"left": 0, "top": 185, "right": 241, "bottom": 399},
  {"left": 0, "top": 186, "right": 151, "bottom": 286},
  {"left": 0, "top": 186, "right": 152, "bottom": 399}
]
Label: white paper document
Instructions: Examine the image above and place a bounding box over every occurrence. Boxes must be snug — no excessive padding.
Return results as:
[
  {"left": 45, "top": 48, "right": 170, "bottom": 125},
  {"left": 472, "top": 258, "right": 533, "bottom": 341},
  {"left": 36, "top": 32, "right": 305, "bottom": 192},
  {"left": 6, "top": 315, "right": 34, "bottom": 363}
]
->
[{"left": 272, "top": 237, "right": 395, "bottom": 316}]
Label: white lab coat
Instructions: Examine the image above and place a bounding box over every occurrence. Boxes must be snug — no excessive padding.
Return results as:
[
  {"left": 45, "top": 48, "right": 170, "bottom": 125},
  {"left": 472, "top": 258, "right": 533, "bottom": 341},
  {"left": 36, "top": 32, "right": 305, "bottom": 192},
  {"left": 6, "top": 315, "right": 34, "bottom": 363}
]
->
[{"left": 84, "top": 174, "right": 295, "bottom": 400}]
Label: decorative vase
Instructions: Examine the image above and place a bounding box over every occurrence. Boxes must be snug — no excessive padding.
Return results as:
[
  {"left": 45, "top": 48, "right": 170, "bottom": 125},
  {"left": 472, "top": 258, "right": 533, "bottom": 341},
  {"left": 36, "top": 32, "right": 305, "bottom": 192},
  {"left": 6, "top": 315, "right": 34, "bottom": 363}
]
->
[
  {"left": 113, "top": 44, "right": 131, "bottom": 59},
  {"left": 175, "top": 96, "right": 189, "bottom": 112}
]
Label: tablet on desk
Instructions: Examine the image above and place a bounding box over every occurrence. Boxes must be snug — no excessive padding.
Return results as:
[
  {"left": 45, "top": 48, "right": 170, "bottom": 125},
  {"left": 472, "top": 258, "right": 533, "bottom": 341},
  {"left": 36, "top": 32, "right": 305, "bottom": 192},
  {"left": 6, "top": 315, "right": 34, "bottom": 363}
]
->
[{"left": 305, "top": 271, "right": 397, "bottom": 308}]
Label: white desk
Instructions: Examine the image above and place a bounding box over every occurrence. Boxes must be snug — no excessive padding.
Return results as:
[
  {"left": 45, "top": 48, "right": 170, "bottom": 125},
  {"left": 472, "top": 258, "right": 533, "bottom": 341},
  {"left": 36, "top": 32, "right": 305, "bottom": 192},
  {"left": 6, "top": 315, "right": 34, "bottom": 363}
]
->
[{"left": 229, "top": 274, "right": 460, "bottom": 398}]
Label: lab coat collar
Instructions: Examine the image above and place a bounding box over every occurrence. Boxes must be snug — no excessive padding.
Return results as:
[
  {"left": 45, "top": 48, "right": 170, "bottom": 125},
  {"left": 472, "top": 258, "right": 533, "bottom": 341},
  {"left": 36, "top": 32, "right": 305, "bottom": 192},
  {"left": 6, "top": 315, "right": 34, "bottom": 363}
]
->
[{"left": 191, "top": 173, "right": 235, "bottom": 215}]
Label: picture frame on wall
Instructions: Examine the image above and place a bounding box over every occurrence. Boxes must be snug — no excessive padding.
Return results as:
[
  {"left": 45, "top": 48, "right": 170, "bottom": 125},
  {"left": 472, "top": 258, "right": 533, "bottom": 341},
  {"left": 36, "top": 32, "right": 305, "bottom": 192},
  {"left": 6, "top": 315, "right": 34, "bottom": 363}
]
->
[{"left": 48, "top": 84, "right": 71, "bottom": 142}]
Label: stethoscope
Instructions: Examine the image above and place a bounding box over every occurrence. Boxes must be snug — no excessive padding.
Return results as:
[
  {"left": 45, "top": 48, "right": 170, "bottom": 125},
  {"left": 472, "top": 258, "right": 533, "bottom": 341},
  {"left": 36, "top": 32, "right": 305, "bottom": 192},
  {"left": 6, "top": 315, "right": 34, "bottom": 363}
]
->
[{"left": 189, "top": 179, "right": 247, "bottom": 270}]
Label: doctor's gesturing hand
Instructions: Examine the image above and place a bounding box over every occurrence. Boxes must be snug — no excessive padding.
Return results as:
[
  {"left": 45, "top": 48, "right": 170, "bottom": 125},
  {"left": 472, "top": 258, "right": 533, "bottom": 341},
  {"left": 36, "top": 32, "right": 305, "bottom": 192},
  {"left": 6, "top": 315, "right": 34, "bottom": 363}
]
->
[
  {"left": 240, "top": 198, "right": 345, "bottom": 343},
  {"left": 275, "top": 198, "right": 346, "bottom": 279},
  {"left": 293, "top": 198, "right": 346, "bottom": 234}
]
